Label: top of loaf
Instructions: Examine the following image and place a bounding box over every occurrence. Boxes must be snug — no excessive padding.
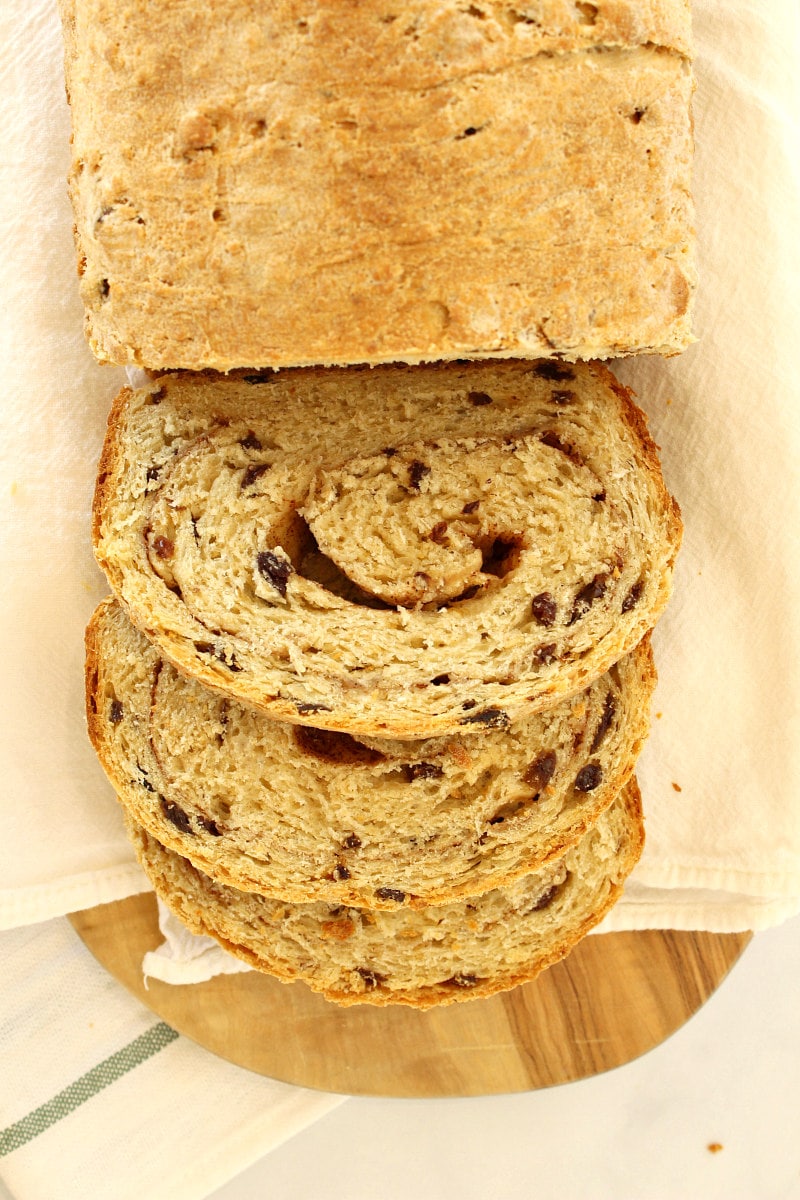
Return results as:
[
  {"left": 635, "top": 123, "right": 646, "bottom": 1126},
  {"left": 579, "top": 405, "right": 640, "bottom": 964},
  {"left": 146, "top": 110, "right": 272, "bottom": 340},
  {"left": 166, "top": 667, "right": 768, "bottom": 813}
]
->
[{"left": 60, "top": 0, "right": 695, "bottom": 371}]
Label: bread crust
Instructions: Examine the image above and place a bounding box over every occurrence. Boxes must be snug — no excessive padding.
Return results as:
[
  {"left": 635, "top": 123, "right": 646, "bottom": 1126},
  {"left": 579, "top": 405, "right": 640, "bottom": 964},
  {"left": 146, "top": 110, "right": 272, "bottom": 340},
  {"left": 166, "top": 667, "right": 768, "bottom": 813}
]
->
[
  {"left": 92, "top": 360, "right": 681, "bottom": 738},
  {"left": 61, "top": 0, "right": 694, "bottom": 370},
  {"left": 126, "top": 781, "right": 644, "bottom": 1008}
]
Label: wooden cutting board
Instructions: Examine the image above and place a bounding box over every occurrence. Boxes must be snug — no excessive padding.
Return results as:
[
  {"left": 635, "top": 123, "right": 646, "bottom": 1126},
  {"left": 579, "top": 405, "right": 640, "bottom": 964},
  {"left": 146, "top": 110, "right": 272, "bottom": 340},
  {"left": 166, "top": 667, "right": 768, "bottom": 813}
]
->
[{"left": 69, "top": 894, "right": 750, "bottom": 1097}]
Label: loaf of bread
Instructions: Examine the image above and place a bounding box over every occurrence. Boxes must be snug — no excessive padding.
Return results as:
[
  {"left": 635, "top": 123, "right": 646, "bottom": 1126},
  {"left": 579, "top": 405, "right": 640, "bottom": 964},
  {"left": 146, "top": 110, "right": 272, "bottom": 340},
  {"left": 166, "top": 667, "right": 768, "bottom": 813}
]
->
[
  {"left": 127, "top": 781, "right": 643, "bottom": 1007},
  {"left": 60, "top": 0, "right": 695, "bottom": 371},
  {"left": 93, "top": 360, "right": 681, "bottom": 738},
  {"left": 86, "top": 597, "right": 654, "bottom": 907}
]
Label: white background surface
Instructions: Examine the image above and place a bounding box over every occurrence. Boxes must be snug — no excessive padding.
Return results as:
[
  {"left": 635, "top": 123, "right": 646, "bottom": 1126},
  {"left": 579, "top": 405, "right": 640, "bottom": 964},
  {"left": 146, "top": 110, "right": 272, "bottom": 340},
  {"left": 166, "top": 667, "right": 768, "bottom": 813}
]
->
[{"left": 197, "top": 917, "right": 800, "bottom": 1200}]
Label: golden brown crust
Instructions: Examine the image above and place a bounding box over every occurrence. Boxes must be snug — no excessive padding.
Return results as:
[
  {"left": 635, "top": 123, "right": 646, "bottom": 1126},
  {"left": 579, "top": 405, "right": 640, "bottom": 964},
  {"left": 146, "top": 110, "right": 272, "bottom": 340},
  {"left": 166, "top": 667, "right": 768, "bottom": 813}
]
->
[
  {"left": 591, "top": 361, "right": 683, "bottom": 544},
  {"left": 90, "top": 386, "right": 132, "bottom": 564},
  {"left": 61, "top": 0, "right": 695, "bottom": 370},
  {"left": 83, "top": 607, "right": 104, "bottom": 760}
]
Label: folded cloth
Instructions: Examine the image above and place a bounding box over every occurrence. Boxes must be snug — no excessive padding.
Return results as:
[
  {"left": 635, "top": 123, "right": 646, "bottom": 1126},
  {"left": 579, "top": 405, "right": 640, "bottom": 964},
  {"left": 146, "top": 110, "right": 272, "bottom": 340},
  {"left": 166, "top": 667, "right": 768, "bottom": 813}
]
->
[
  {"left": 1, "top": 0, "right": 799, "bottom": 941},
  {"left": 0, "top": 918, "right": 343, "bottom": 1200},
  {"left": 143, "top": 903, "right": 253, "bottom": 987}
]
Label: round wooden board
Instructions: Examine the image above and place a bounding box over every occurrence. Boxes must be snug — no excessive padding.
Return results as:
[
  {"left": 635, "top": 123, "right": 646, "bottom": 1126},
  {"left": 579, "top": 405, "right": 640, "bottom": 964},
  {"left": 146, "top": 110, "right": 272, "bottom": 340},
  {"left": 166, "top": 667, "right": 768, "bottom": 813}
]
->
[{"left": 69, "top": 894, "right": 751, "bottom": 1098}]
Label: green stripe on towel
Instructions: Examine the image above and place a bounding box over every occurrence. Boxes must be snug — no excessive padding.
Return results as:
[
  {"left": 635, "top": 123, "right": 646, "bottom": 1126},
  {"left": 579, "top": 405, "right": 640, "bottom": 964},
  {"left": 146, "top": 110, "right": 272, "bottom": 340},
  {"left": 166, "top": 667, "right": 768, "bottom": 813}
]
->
[{"left": 0, "top": 1021, "right": 179, "bottom": 1156}]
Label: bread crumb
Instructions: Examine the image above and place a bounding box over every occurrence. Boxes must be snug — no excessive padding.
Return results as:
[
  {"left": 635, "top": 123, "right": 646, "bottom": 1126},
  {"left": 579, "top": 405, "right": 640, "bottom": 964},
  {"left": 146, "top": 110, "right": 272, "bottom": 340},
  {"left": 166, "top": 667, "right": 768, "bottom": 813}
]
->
[
  {"left": 672, "top": 782, "right": 682, "bottom": 792},
  {"left": 446, "top": 741, "right": 472, "bottom": 768},
  {"left": 655, "top": 711, "right": 663, "bottom": 719},
  {"left": 320, "top": 917, "right": 355, "bottom": 941},
  {"left": 707, "top": 1142, "right": 723, "bottom": 1154}
]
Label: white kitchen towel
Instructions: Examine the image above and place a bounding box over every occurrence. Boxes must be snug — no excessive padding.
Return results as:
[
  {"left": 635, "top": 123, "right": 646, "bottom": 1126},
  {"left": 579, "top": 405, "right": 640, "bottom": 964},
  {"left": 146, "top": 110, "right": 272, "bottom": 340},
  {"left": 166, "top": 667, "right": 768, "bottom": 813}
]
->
[
  {"left": 143, "top": 901, "right": 253, "bottom": 987},
  {"left": 0, "top": 918, "right": 344, "bottom": 1200},
  {"left": 1, "top": 0, "right": 799, "bottom": 936}
]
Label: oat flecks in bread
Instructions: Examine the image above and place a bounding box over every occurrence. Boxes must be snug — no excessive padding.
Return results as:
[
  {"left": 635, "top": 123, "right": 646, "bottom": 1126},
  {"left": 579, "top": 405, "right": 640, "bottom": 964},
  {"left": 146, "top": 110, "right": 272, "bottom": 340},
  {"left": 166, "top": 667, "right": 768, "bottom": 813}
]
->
[
  {"left": 60, "top": 0, "right": 695, "bottom": 370},
  {"left": 92, "top": 360, "right": 681, "bottom": 738},
  {"left": 86, "top": 598, "right": 655, "bottom": 907},
  {"left": 127, "top": 781, "right": 644, "bottom": 1008}
]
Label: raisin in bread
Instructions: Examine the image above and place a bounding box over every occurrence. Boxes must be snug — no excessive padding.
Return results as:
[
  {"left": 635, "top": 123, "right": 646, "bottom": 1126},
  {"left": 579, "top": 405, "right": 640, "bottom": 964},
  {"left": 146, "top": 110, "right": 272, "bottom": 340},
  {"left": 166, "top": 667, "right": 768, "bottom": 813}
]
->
[
  {"left": 127, "top": 781, "right": 644, "bottom": 1008},
  {"left": 86, "top": 598, "right": 654, "bottom": 907},
  {"left": 60, "top": 0, "right": 694, "bottom": 370},
  {"left": 93, "top": 361, "right": 681, "bottom": 738}
]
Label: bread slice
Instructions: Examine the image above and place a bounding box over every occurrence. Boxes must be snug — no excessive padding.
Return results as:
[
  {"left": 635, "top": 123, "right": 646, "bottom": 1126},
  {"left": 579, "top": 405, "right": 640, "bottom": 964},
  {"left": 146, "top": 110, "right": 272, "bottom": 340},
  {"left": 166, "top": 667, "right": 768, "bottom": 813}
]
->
[
  {"left": 60, "top": 0, "right": 694, "bottom": 370},
  {"left": 86, "top": 598, "right": 654, "bottom": 907},
  {"left": 93, "top": 361, "right": 681, "bottom": 738},
  {"left": 126, "top": 781, "right": 643, "bottom": 1008}
]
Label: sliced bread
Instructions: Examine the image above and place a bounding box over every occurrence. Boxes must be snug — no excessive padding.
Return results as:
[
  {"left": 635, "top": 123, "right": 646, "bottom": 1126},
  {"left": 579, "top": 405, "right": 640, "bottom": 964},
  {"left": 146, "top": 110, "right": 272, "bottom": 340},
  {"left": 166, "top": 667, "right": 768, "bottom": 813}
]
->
[
  {"left": 93, "top": 360, "right": 681, "bottom": 737},
  {"left": 126, "top": 781, "right": 644, "bottom": 1008},
  {"left": 86, "top": 597, "right": 654, "bottom": 907}
]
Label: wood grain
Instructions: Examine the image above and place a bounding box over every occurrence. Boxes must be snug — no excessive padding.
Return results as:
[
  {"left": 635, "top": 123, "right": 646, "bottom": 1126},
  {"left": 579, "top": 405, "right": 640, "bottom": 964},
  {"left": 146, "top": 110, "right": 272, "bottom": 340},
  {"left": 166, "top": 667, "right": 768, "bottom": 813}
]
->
[{"left": 68, "top": 894, "right": 750, "bottom": 1097}]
